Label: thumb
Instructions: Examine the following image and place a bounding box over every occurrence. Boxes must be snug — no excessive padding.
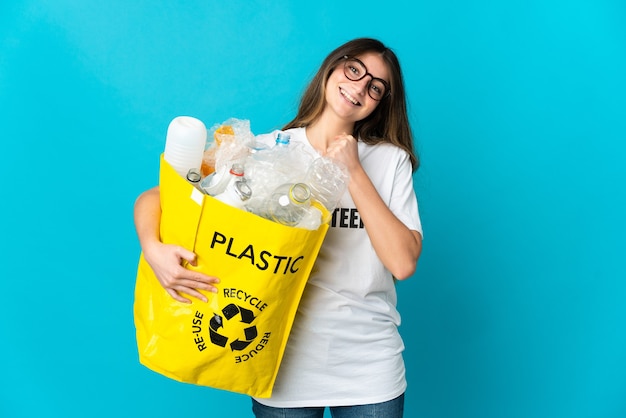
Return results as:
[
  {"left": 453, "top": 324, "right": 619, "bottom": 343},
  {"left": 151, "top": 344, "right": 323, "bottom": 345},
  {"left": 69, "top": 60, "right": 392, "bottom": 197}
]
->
[{"left": 176, "top": 246, "right": 198, "bottom": 266}]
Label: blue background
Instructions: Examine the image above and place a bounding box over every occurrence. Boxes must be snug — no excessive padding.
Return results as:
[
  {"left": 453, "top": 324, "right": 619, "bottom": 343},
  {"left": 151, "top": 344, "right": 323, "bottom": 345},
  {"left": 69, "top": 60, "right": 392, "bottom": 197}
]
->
[{"left": 1, "top": 1, "right": 625, "bottom": 417}]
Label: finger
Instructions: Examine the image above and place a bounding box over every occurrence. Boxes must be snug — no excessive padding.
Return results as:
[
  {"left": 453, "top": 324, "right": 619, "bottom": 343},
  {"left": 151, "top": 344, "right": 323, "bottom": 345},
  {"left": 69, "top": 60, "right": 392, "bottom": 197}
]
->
[
  {"left": 189, "top": 271, "right": 220, "bottom": 285},
  {"left": 174, "top": 286, "right": 209, "bottom": 303},
  {"left": 177, "top": 278, "right": 219, "bottom": 294},
  {"left": 174, "top": 264, "right": 220, "bottom": 284},
  {"left": 166, "top": 288, "right": 191, "bottom": 304}
]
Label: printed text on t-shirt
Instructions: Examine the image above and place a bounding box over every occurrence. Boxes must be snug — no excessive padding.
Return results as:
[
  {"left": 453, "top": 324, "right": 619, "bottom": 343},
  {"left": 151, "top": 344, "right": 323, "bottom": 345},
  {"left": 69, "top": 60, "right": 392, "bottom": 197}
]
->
[{"left": 331, "top": 208, "right": 364, "bottom": 229}]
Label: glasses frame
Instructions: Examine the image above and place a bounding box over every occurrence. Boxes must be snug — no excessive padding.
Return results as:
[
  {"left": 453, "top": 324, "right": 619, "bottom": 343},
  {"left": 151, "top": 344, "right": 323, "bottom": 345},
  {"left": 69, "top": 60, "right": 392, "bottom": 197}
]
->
[{"left": 341, "top": 55, "right": 391, "bottom": 101}]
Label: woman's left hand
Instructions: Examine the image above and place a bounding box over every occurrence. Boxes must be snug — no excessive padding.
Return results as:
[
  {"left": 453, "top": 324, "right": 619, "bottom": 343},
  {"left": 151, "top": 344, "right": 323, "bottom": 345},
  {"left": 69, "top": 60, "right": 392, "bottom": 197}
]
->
[{"left": 325, "top": 133, "right": 360, "bottom": 174}]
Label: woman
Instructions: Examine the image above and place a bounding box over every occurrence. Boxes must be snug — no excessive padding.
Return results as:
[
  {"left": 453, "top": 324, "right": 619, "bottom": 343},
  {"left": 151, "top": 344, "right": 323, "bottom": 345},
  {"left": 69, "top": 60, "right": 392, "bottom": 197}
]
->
[{"left": 134, "top": 38, "right": 423, "bottom": 418}]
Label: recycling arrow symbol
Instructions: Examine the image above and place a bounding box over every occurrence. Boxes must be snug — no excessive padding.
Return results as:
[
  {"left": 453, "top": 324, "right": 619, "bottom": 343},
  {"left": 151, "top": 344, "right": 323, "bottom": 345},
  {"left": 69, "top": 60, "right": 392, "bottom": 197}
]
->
[{"left": 209, "top": 303, "right": 258, "bottom": 351}]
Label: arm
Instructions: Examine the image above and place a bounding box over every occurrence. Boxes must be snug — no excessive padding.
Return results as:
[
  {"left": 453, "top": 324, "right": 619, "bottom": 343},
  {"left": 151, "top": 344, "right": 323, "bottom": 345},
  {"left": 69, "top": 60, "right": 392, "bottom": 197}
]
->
[
  {"left": 347, "top": 165, "right": 422, "bottom": 279},
  {"left": 326, "top": 135, "right": 422, "bottom": 280},
  {"left": 134, "top": 186, "right": 220, "bottom": 303}
]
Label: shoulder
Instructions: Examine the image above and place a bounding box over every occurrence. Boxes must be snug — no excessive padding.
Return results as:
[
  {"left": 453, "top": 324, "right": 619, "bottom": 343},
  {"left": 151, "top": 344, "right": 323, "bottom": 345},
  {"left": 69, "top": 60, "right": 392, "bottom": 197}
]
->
[{"left": 358, "top": 140, "right": 411, "bottom": 164}]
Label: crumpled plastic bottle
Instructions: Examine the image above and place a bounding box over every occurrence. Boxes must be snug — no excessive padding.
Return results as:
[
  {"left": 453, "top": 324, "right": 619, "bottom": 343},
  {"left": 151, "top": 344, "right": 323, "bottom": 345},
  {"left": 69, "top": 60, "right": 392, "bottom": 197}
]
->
[{"left": 304, "top": 157, "right": 349, "bottom": 214}]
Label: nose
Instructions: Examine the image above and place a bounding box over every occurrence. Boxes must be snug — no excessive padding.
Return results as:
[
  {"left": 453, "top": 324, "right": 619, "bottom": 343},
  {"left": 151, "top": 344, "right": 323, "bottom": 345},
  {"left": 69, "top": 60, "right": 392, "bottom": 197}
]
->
[{"left": 353, "top": 75, "right": 371, "bottom": 95}]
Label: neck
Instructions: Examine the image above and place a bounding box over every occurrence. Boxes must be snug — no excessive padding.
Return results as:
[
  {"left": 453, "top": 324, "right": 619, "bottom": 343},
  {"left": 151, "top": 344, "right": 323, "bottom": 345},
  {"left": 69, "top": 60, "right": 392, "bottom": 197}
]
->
[{"left": 306, "top": 113, "right": 355, "bottom": 154}]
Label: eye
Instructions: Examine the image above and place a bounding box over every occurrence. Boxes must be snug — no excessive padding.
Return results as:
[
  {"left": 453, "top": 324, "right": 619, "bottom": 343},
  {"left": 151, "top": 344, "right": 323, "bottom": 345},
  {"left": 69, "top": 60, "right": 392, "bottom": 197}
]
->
[
  {"left": 348, "top": 64, "right": 361, "bottom": 76},
  {"left": 370, "top": 80, "right": 386, "bottom": 98}
]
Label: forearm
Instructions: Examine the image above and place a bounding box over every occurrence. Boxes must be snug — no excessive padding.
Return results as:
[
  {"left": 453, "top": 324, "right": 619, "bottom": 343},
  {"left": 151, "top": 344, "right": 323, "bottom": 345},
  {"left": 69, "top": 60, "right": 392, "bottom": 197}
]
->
[{"left": 348, "top": 167, "right": 422, "bottom": 280}]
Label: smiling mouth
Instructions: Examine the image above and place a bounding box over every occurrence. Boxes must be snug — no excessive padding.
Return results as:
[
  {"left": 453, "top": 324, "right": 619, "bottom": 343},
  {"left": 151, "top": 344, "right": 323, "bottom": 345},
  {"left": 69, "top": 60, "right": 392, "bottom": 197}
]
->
[{"left": 340, "top": 88, "right": 361, "bottom": 106}]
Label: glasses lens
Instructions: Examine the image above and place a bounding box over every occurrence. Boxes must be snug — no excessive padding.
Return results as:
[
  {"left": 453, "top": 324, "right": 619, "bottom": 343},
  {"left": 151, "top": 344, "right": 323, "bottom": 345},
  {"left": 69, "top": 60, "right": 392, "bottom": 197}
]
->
[
  {"left": 344, "top": 59, "right": 365, "bottom": 81},
  {"left": 368, "top": 79, "right": 387, "bottom": 101}
]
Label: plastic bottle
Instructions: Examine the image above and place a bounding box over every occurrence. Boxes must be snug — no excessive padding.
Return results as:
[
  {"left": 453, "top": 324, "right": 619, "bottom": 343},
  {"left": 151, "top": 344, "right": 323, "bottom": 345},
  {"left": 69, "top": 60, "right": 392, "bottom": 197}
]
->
[
  {"left": 266, "top": 183, "right": 312, "bottom": 226},
  {"left": 295, "top": 205, "right": 323, "bottom": 230},
  {"left": 186, "top": 168, "right": 203, "bottom": 190},
  {"left": 164, "top": 116, "right": 207, "bottom": 178},
  {"left": 243, "top": 131, "right": 291, "bottom": 214},
  {"left": 248, "top": 140, "right": 270, "bottom": 158},
  {"left": 252, "top": 131, "right": 291, "bottom": 163},
  {"left": 202, "top": 163, "right": 245, "bottom": 196},
  {"left": 213, "top": 168, "right": 252, "bottom": 210},
  {"left": 213, "top": 179, "right": 252, "bottom": 210},
  {"left": 272, "top": 131, "right": 318, "bottom": 184},
  {"left": 304, "top": 157, "right": 349, "bottom": 214}
]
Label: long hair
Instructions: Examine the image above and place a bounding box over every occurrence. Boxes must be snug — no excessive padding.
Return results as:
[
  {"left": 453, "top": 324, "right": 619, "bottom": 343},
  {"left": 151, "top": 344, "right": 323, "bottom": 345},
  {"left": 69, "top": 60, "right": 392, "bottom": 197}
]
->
[{"left": 283, "top": 38, "right": 419, "bottom": 171}]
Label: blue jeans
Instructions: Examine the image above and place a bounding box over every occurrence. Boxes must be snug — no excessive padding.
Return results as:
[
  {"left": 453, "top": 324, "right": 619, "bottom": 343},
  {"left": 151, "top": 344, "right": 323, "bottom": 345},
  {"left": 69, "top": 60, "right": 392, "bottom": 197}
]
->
[{"left": 251, "top": 393, "right": 404, "bottom": 418}]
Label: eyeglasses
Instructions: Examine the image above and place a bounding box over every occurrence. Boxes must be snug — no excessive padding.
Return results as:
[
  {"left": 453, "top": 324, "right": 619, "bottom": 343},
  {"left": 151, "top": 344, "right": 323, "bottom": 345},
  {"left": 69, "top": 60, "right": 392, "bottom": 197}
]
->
[{"left": 342, "top": 55, "right": 391, "bottom": 101}]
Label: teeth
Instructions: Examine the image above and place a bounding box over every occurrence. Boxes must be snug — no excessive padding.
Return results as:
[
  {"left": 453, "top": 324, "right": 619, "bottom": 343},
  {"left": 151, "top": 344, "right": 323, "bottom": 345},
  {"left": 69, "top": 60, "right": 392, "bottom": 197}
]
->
[{"left": 340, "top": 88, "right": 360, "bottom": 105}]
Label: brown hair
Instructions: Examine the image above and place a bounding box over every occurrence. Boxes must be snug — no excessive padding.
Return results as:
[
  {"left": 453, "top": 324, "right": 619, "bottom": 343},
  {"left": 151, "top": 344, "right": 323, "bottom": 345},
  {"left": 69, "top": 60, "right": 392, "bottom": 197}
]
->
[{"left": 283, "top": 38, "right": 419, "bottom": 171}]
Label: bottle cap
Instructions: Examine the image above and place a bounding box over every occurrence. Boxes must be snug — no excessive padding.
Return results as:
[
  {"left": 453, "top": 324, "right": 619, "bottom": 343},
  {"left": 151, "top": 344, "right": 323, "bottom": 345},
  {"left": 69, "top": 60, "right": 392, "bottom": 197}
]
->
[
  {"left": 230, "top": 163, "right": 245, "bottom": 176},
  {"left": 275, "top": 131, "right": 291, "bottom": 145}
]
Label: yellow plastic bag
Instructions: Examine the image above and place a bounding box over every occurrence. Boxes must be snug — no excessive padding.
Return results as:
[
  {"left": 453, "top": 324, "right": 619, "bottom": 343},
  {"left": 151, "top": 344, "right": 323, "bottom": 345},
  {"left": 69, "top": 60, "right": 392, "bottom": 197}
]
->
[{"left": 134, "top": 155, "right": 329, "bottom": 398}]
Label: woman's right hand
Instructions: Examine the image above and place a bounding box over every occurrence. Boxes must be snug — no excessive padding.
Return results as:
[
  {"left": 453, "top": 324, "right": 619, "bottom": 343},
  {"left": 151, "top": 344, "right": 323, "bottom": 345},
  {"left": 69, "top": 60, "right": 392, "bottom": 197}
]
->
[
  {"left": 143, "top": 240, "right": 220, "bottom": 304},
  {"left": 134, "top": 186, "right": 219, "bottom": 304}
]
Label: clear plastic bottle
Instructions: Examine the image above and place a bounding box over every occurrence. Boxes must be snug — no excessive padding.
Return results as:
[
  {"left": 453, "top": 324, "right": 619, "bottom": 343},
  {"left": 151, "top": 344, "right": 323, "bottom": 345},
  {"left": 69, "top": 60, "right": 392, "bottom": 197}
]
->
[
  {"left": 213, "top": 178, "right": 252, "bottom": 210},
  {"left": 252, "top": 131, "right": 291, "bottom": 163},
  {"left": 272, "top": 131, "right": 317, "bottom": 184},
  {"left": 304, "top": 157, "right": 349, "bottom": 214},
  {"left": 186, "top": 168, "right": 203, "bottom": 191},
  {"left": 295, "top": 205, "right": 323, "bottom": 230},
  {"left": 248, "top": 140, "right": 270, "bottom": 159},
  {"left": 244, "top": 131, "right": 294, "bottom": 214},
  {"left": 266, "top": 183, "right": 312, "bottom": 226},
  {"left": 201, "top": 163, "right": 245, "bottom": 196}
]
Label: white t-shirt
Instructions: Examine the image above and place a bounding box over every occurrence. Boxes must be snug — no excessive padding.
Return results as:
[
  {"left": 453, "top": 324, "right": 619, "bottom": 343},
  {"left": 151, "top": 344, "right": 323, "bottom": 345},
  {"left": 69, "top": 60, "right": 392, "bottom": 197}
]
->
[{"left": 253, "top": 127, "right": 422, "bottom": 407}]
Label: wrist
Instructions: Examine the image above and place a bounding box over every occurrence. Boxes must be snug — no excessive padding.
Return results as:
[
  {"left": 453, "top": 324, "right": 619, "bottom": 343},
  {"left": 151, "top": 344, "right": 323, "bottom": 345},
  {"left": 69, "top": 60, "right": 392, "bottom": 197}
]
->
[{"left": 140, "top": 237, "right": 163, "bottom": 255}]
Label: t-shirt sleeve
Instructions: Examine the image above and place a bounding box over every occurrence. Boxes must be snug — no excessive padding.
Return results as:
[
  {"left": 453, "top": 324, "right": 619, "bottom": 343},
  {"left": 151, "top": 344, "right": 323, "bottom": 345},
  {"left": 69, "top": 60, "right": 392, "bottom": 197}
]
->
[{"left": 389, "top": 150, "right": 423, "bottom": 238}]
